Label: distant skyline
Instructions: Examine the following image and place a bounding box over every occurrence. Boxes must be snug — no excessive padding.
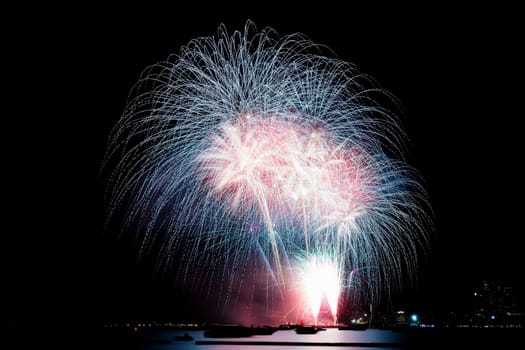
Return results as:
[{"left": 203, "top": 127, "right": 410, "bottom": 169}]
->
[{"left": 3, "top": 5, "right": 522, "bottom": 328}]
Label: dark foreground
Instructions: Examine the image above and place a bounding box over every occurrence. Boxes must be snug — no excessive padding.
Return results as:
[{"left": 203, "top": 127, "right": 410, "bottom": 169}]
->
[
  {"left": 2, "top": 326, "right": 522, "bottom": 349},
  {"left": 97, "top": 327, "right": 522, "bottom": 349}
]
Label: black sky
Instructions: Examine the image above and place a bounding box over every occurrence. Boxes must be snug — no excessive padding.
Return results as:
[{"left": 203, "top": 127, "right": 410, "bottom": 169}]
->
[{"left": 4, "top": 4, "right": 523, "bottom": 328}]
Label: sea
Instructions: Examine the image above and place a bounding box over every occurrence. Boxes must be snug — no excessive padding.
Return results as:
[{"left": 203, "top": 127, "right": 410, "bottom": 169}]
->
[{"left": 95, "top": 326, "right": 522, "bottom": 350}]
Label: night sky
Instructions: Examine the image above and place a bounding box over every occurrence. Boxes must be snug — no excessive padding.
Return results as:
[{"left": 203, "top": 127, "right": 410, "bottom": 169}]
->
[{"left": 4, "top": 5, "right": 522, "bottom": 329}]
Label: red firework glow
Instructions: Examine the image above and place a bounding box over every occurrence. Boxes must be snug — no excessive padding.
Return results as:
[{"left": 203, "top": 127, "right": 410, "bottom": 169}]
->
[{"left": 198, "top": 112, "right": 375, "bottom": 233}]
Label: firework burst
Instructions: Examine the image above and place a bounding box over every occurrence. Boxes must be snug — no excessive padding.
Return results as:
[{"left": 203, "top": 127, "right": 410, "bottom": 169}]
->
[{"left": 103, "top": 21, "right": 432, "bottom": 322}]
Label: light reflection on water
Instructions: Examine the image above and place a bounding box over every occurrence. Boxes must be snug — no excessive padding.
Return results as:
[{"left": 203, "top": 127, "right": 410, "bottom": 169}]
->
[{"left": 140, "top": 328, "right": 409, "bottom": 350}]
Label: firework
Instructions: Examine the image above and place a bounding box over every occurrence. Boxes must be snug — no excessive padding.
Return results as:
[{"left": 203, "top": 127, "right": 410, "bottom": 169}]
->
[
  {"left": 103, "top": 21, "right": 432, "bottom": 322},
  {"left": 296, "top": 253, "right": 342, "bottom": 325}
]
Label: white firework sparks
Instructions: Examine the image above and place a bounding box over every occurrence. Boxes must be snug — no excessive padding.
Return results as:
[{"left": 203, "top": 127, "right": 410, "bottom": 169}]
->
[{"left": 102, "top": 20, "right": 432, "bottom": 321}]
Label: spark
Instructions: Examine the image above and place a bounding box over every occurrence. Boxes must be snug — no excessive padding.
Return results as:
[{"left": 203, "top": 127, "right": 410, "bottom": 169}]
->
[
  {"left": 102, "top": 21, "right": 432, "bottom": 321},
  {"left": 299, "top": 255, "right": 341, "bottom": 324}
]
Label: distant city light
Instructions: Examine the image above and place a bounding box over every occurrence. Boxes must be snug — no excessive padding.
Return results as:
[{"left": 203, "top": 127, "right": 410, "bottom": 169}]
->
[{"left": 411, "top": 314, "right": 418, "bottom": 322}]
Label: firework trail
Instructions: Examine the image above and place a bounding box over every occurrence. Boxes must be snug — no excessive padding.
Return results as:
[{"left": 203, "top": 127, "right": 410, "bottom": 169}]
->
[{"left": 103, "top": 21, "right": 432, "bottom": 322}]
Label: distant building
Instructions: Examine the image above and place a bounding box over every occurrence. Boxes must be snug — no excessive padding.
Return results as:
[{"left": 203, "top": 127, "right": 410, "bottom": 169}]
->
[
  {"left": 394, "top": 310, "right": 408, "bottom": 328},
  {"left": 471, "top": 280, "right": 522, "bottom": 327}
]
